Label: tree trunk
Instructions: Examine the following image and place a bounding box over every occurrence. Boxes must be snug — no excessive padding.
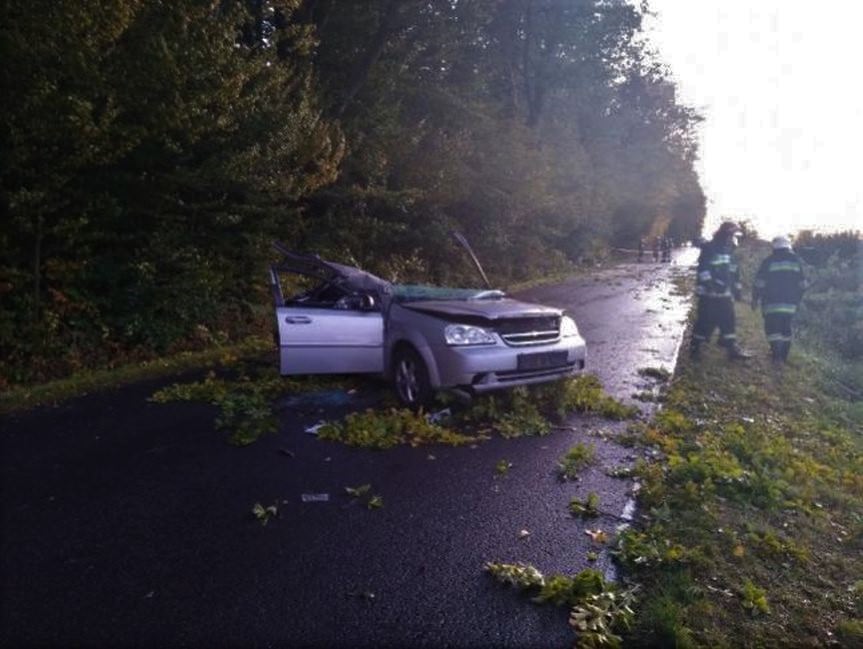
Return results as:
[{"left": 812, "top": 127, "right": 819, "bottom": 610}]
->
[
  {"left": 502, "top": 0, "right": 524, "bottom": 118},
  {"left": 335, "top": 0, "right": 401, "bottom": 117},
  {"left": 32, "top": 214, "right": 42, "bottom": 323}
]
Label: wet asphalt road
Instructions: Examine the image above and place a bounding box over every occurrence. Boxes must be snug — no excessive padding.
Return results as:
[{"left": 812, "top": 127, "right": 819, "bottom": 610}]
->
[{"left": 0, "top": 250, "right": 697, "bottom": 649}]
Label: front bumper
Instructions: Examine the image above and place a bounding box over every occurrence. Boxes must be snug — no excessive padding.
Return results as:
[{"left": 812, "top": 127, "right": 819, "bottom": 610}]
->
[{"left": 429, "top": 336, "right": 587, "bottom": 394}]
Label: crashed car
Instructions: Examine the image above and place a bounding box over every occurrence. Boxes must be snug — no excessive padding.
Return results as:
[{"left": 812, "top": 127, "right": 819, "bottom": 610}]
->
[{"left": 269, "top": 240, "right": 587, "bottom": 407}]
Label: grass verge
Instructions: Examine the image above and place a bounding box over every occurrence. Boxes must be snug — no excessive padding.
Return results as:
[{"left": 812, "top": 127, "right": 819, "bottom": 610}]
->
[
  {"left": 0, "top": 336, "right": 273, "bottom": 415},
  {"left": 620, "top": 295, "right": 862, "bottom": 646}
]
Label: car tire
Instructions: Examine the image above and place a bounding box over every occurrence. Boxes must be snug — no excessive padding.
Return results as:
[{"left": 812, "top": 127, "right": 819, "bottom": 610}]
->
[{"left": 392, "top": 346, "right": 433, "bottom": 409}]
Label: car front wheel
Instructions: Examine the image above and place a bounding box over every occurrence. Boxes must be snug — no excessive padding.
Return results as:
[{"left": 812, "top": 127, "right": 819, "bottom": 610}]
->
[{"left": 392, "top": 347, "right": 433, "bottom": 409}]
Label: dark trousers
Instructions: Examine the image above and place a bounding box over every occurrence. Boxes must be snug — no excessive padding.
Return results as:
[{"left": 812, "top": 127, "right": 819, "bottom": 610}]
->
[
  {"left": 693, "top": 295, "right": 736, "bottom": 346},
  {"left": 764, "top": 313, "right": 792, "bottom": 341},
  {"left": 764, "top": 312, "right": 793, "bottom": 359}
]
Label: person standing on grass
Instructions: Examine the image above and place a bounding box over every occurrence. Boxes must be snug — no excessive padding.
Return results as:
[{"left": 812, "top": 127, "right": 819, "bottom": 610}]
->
[
  {"left": 751, "top": 236, "right": 806, "bottom": 363},
  {"left": 691, "top": 221, "right": 751, "bottom": 360}
]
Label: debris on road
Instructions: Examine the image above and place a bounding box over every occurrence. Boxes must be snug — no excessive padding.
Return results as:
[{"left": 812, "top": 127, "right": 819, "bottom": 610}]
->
[
  {"left": 345, "top": 484, "right": 371, "bottom": 498},
  {"left": 304, "top": 421, "right": 328, "bottom": 435},
  {"left": 345, "top": 484, "right": 383, "bottom": 509},
  {"left": 252, "top": 502, "right": 279, "bottom": 525},
  {"left": 300, "top": 493, "right": 330, "bottom": 503},
  {"left": 637, "top": 366, "right": 671, "bottom": 382},
  {"left": 584, "top": 529, "right": 609, "bottom": 544},
  {"left": 569, "top": 492, "right": 600, "bottom": 518},
  {"left": 426, "top": 407, "right": 452, "bottom": 424}
]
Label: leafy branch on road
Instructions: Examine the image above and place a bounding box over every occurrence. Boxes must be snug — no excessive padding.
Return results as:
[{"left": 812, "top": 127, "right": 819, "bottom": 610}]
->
[
  {"left": 150, "top": 365, "right": 355, "bottom": 446},
  {"left": 485, "top": 562, "right": 636, "bottom": 648},
  {"left": 149, "top": 364, "right": 635, "bottom": 449},
  {"left": 251, "top": 502, "right": 279, "bottom": 526},
  {"left": 558, "top": 443, "right": 597, "bottom": 480},
  {"left": 317, "top": 408, "right": 483, "bottom": 449},
  {"left": 316, "top": 375, "right": 636, "bottom": 450},
  {"left": 345, "top": 484, "right": 384, "bottom": 509},
  {"left": 569, "top": 492, "right": 601, "bottom": 517}
]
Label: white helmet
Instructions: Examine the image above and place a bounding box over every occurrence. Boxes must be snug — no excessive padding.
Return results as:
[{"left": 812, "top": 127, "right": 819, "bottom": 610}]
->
[{"left": 772, "top": 236, "right": 792, "bottom": 250}]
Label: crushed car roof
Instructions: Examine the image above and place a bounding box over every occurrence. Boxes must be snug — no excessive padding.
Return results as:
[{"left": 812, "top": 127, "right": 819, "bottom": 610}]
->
[{"left": 272, "top": 242, "right": 391, "bottom": 296}]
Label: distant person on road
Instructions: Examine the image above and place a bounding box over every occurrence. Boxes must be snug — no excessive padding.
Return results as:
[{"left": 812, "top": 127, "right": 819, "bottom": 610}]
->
[
  {"left": 652, "top": 236, "right": 661, "bottom": 262},
  {"left": 691, "top": 221, "right": 751, "bottom": 360},
  {"left": 661, "top": 236, "right": 672, "bottom": 262},
  {"left": 638, "top": 238, "right": 646, "bottom": 262},
  {"left": 751, "top": 236, "right": 806, "bottom": 363}
]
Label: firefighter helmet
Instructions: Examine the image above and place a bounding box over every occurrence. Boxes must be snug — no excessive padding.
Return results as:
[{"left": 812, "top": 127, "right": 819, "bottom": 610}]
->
[{"left": 771, "top": 236, "right": 792, "bottom": 250}]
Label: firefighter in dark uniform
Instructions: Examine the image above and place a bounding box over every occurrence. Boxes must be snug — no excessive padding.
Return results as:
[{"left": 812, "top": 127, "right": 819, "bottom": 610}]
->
[
  {"left": 691, "top": 221, "right": 750, "bottom": 359},
  {"left": 751, "top": 236, "right": 806, "bottom": 362}
]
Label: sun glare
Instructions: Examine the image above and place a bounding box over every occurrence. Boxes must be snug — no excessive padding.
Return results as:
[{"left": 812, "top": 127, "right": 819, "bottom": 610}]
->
[{"left": 647, "top": 0, "right": 863, "bottom": 236}]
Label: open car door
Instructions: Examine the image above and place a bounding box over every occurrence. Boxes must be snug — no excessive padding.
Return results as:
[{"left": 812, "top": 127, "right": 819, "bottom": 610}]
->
[{"left": 270, "top": 244, "right": 387, "bottom": 375}]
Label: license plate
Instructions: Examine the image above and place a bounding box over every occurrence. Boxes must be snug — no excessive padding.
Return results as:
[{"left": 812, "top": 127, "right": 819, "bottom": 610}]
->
[{"left": 517, "top": 351, "right": 569, "bottom": 371}]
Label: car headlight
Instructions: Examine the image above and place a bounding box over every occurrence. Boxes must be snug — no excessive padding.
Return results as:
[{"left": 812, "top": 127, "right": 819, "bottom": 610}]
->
[
  {"left": 560, "top": 315, "right": 580, "bottom": 338},
  {"left": 444, "top": 324, "right": 496, "bottom": 345}
]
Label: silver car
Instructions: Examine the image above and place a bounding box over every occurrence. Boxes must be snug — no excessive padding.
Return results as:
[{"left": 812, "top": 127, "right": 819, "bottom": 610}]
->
[{"left": 269, "top": 242, "right": 587, "bottom": 407}]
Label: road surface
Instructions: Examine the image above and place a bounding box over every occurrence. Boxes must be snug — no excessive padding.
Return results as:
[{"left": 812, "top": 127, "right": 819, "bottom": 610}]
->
[{"left": 0, "top": 250, "right": 696, "bottom": 649}]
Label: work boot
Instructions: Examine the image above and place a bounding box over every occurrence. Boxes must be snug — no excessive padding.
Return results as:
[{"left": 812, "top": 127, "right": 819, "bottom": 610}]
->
[
  {"left": 780, "top": 341, "right": 791, "bottom": 363},
  {"left": 727, "top": 343, "right": 751, "bottom": 360}
]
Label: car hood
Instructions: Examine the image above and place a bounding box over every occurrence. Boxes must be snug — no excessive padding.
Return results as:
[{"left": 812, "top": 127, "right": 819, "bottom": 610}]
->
[{"left": 399, "top": 298, "right": 562, "bottom": 320}]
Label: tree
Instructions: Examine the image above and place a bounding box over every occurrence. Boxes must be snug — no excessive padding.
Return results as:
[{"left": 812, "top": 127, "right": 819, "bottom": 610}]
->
[{"left": 0, "top": 0, "right": 342, "bottom": 381}]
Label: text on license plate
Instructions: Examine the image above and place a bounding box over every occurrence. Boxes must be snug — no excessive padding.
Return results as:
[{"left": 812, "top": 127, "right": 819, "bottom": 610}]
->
[{"left": 517, "top": 351, "right": 569, "bottom": 371}]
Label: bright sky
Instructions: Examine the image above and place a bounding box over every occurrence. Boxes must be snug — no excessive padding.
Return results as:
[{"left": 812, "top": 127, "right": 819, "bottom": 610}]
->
[{"left": 645, "top": 0, "right": 863, "bottom": 237}]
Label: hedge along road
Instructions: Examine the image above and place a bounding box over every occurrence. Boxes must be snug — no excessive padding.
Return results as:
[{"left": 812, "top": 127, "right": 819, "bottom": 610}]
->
[{"left": 0, "top": 248, "right": 698, "bottom": 649}]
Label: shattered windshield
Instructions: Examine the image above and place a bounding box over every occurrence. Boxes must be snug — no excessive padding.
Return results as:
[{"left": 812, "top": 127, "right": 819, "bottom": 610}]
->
[{"left": 393, "top": 284, "right": 505, "bottom": 302}]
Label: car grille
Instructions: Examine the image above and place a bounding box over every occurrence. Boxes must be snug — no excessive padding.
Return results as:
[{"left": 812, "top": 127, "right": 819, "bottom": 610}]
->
[{"left": 495, "top": 316, "right": 561, "bottom": 346}]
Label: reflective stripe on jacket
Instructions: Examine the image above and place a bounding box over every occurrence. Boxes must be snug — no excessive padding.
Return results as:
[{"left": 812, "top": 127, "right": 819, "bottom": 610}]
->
[
  {"left": 696, "top": 239, "right": 740, "bottom": 297},
  {"left": 753, "top": 249, "right": 805, "bottom": 309}
]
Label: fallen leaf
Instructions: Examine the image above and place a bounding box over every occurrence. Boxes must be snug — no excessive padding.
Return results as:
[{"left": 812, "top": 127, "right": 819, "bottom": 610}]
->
[
  {"left": 585, "top": 529, "right": 609, "bottom": 544},
  {"left": 345, "top": 484, "right": 372, "bottom": 498}
]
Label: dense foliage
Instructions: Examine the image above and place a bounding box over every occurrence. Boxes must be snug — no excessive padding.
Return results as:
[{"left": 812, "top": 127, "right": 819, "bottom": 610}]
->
[
  {"left": 1, "top": 0, "right": 705, "bottom": 385},
  {"left": 795, "top": 230, "right": 863, "bottom": 361}
]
